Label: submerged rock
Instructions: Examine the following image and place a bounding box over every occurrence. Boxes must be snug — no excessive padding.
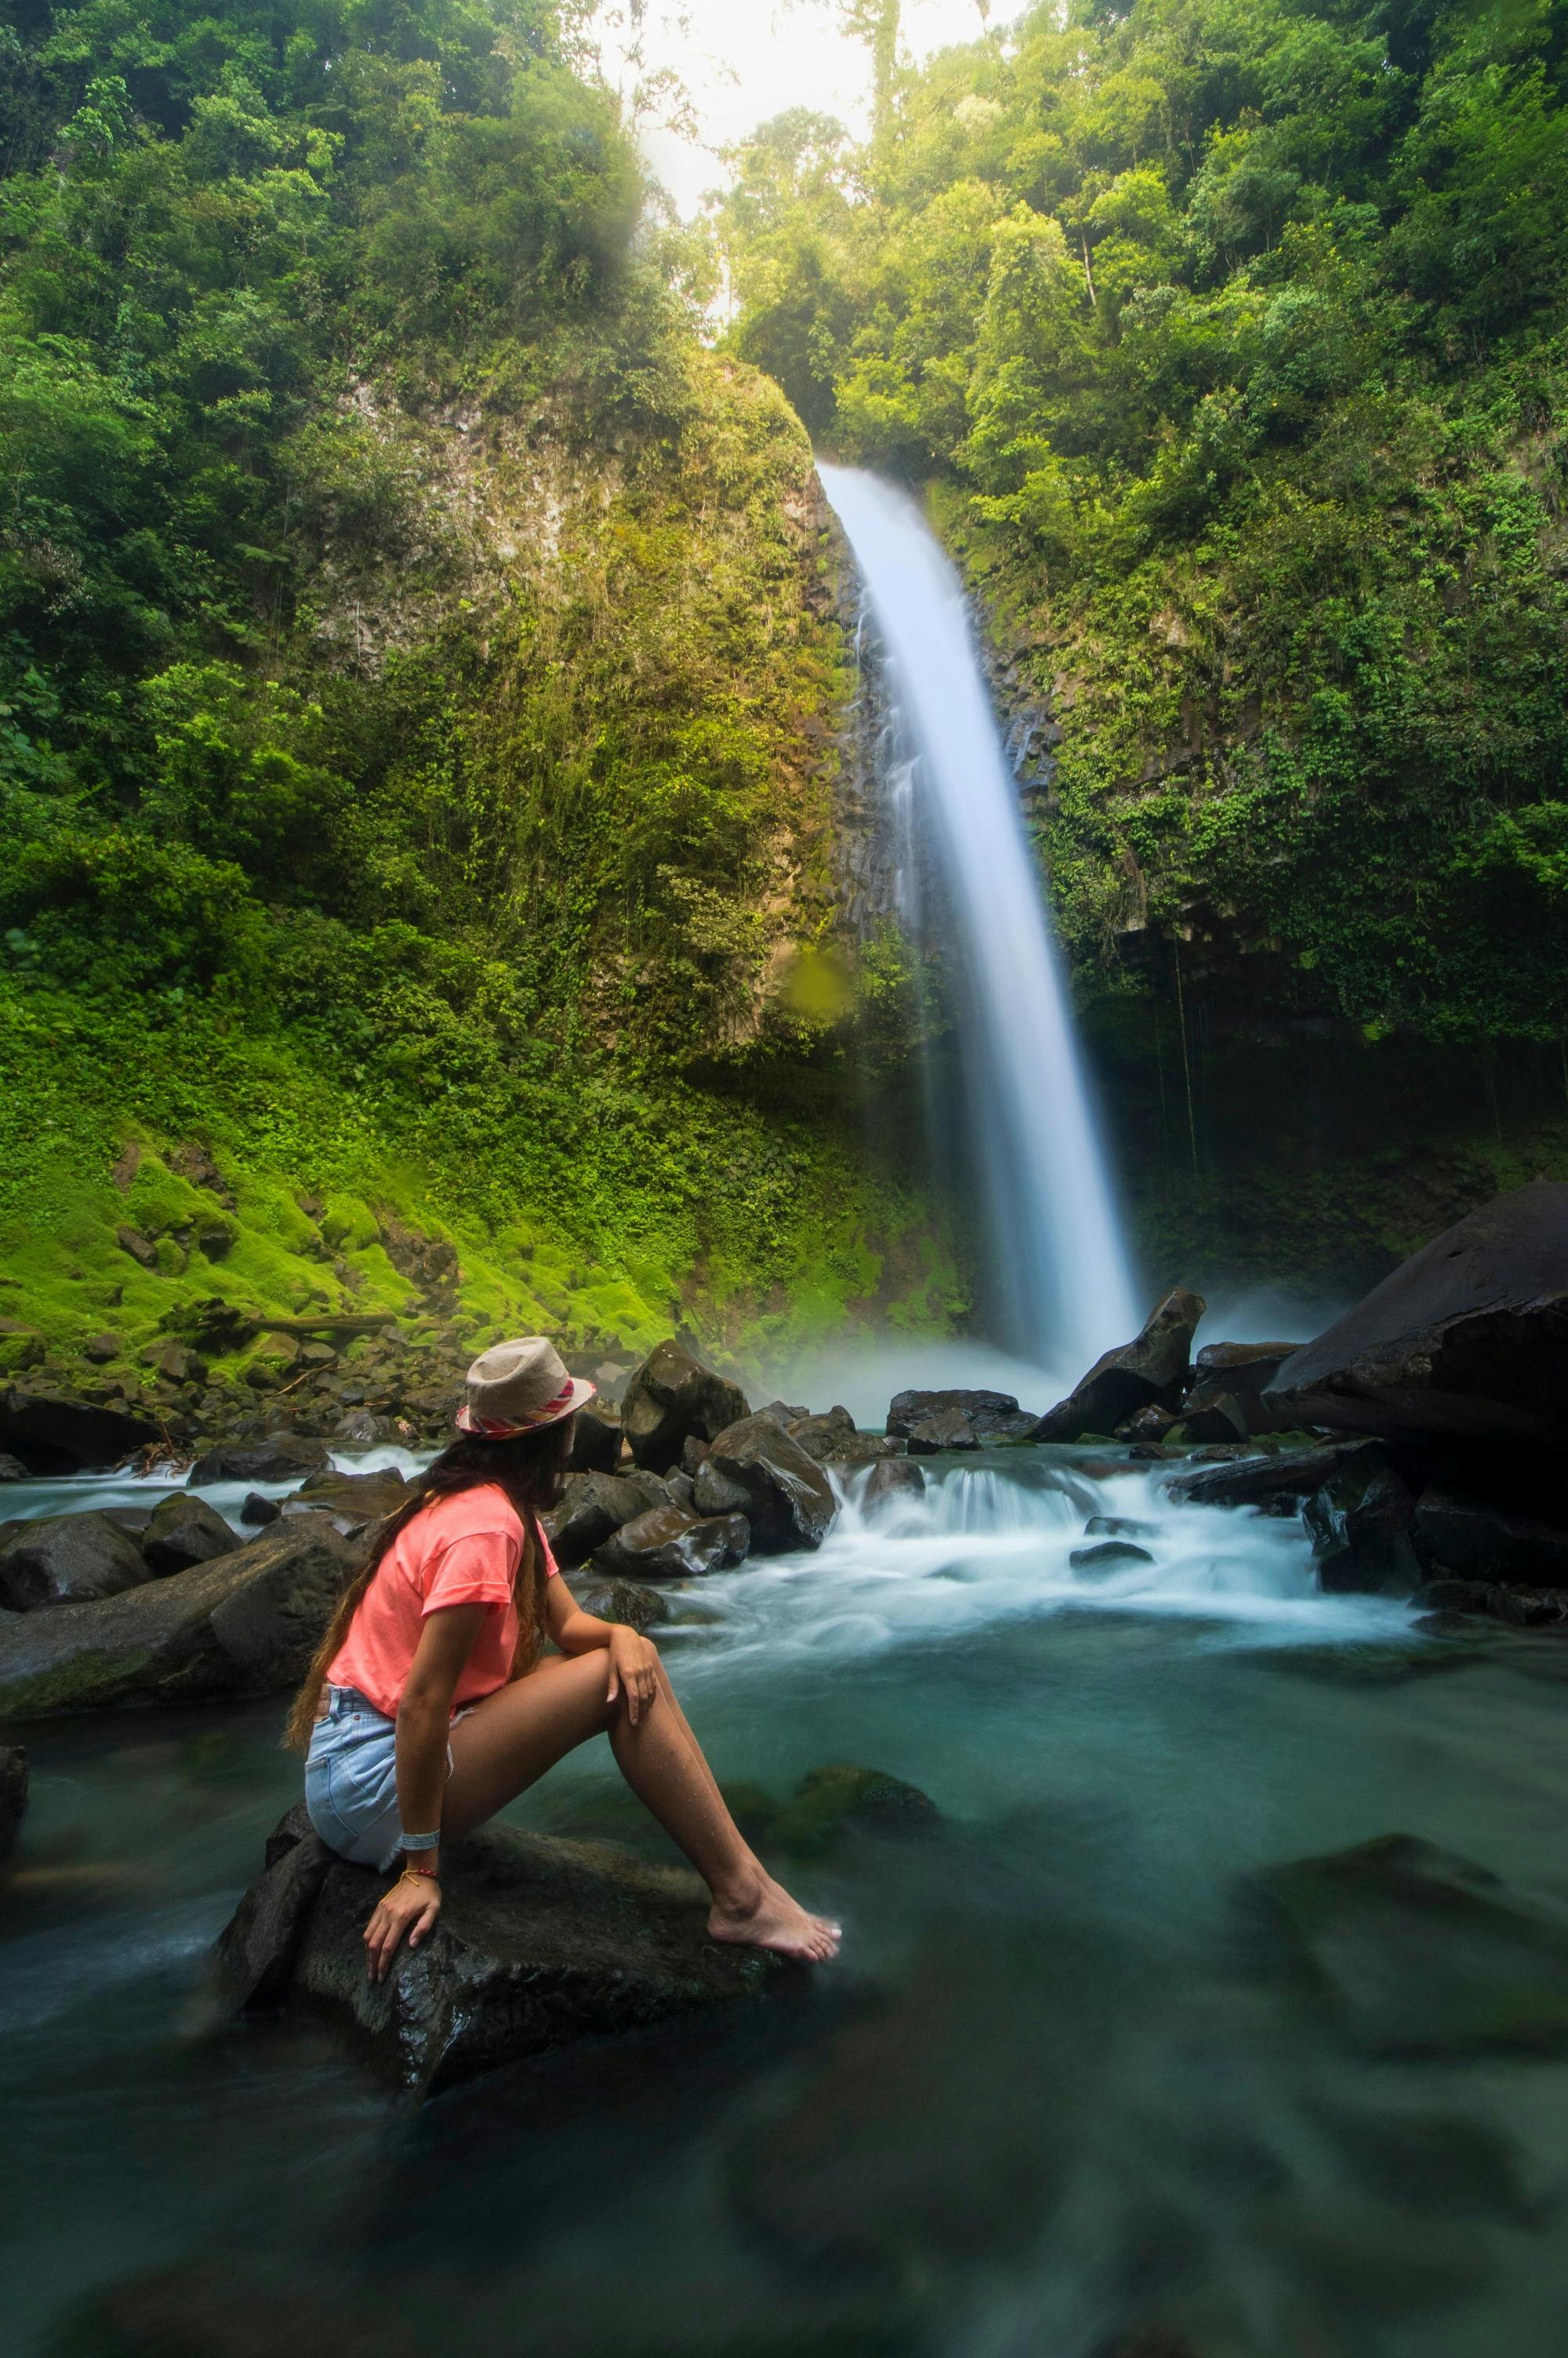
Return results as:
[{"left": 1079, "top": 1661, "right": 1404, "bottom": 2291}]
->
[
  {"left": 216, "top": 1804, "right": 786, "bottom": 2098},
  {"left": 1034, "top": 1289, "right": 1207, "bottom": 1443},
  {"left": 1069, "top": 1539, "right": 1155, "bottom": 1574},
  {"left": 0, "top": 1513, "right": 355, "bottom": 1718},
  {"left": 0, "top": 1744, "right": 26, "bottom": 1859},
  {"left": 0, "top": 1387, "right": 161, "bottom": 1474},
  {"left": 765, "top": 1762, "right": 940, "bottom": 1857},
  {"left": 860, "top": 1458, "right": 926, "bottom": 1514},
  {"left": 620, "top": 1342, "right": 750, "bottom": 1474},
  {"left": 143, "top": 1493, "right": 242, "bottom": 1575},
  {"left": 1249, "top": 1832, "right": 1568, "bottom": 2055},
  {"left": 1264, "top": 1181, "right": 1568, "bottom": 1450},
  {"left": 694, "top": 1413, "right": 837, "bottom": 1551},
  {"left": 0, "top": 1511, "right": 152, "bottom": 1611},
  {"left": 188, "top": 1434, "right": 329, "bottom": 1486}
]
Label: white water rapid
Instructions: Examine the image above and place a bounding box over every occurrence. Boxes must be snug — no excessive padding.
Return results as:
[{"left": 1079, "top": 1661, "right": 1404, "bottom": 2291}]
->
[{"left": 820, "top": 463, "right": 1139, "bottom": 1374}]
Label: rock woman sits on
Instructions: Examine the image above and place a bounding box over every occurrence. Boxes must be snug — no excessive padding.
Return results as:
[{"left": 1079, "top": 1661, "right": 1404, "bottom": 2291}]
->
[{"left": 286, "top": 1338, "right": 840, "bottom": 1980}]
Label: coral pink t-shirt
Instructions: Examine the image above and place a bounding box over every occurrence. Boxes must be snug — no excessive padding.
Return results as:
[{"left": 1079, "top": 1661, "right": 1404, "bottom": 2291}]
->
[{"left": 326, "top": 1483, "right": 557, "bottom": 1720}]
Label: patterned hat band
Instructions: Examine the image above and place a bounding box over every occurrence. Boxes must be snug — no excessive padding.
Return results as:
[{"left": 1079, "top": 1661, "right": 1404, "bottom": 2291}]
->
[{"left": 455, "top": 1375, "right": 579, "bottom": 1437}]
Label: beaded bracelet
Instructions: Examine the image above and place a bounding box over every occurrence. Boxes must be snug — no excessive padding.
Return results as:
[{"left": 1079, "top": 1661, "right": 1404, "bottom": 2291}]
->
[{"left": 395, "top": 1862, "right": 440, "bottom": 1888}]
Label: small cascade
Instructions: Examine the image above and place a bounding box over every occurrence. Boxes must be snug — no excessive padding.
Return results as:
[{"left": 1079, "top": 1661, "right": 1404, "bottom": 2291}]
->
[{"left": 819, "top": 463, "right": 1138, "bottom": 1372}]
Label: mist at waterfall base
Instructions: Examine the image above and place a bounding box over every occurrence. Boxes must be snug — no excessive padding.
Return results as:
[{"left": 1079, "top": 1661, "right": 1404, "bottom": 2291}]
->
[
  {"left": 818, "top": 463, "right": 1140, "bottom": 1377},
  {"left": 8, "top": 1443, "right": 1568, "bottom": 2354}
]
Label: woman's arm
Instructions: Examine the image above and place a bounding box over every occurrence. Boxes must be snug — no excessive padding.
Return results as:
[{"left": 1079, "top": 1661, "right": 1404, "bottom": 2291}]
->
[
  {"left": 362, "top": 1601, "right": 484, "bottom": 1983},
  {"left": 545, "top": 1579, "right": 659, "bottom": 1723}
]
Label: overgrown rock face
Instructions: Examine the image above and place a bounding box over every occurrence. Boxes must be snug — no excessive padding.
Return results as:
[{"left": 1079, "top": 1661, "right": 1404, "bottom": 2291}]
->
[
  {"left": 216, "top": 1805, "right": 785, "bottom": 2099},
  {"left": 1265, "top": 1183, "right": 1568, "bottom": 1449}
]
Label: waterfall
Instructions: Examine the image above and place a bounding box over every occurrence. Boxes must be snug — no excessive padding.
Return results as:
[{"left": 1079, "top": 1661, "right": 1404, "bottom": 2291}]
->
[{"left": 820, "top": 463, "right": 1139, "bottom": 1374}]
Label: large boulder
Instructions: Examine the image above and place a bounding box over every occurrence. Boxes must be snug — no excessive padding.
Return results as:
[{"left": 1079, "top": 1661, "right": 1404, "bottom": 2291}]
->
[
  {"left": 216, "top": 1804, "right": 786, "bottom": 2098},
  {"left": 0, "top": 1513, "right": 356, "bottom": 1719},
  {"left": 1033, "top": 1289, "right": 1207, "bottom": 1443},
  {"left": 1166, "top": 1439, "right": 1374, "bottom": 1513},
  {"left": 0, "top": 1387, "right": 161, "bottom": 1474},
  {"left": 693, "top": 1413, "right": 838, "bottom": 1552},
  {"left": 1264, "top": 1183, "right": 1568, "bottom": 1449},
  {"left": 567, "top": 1575, "right": 668, "bottom": 1633},
  {"left": 547, "top": 1471, "right": 662, "bottom": 1569},
  {"left": 619, "top": 1342, "right": 750, "bottom": 1474},
  {"left": 286, "top": 1466, "right": 411, "bottom": 1537},
  {"left": 566, "top": 1401, "right": 622, "bottom": 1474},
  {"left": 1185, "top": 1340, "right": 1303, "bottom": 1436},
  {"left": 143, "top": 1493, "right": 242, "bottom": 1575},
  {"left": 187, "top": 1434, "right": 330, "bottom": 1486},
  {"left": 861, "top": 1459, "right": 927, "bottom": 1515},
  {"left": 0, "top": 1744, "right": 26, "bottom": 1859},
  {"left": 593, "top": 1505, "right": 750, "bottom": 1581},
  {"left": 1411, "top": 1491, "right": 1568, "bottom": 1589},
  {"left": 0, "top": 1511, "right": 152, "bottom": 1611},
  {"left": 885, "top": 1389, "right": 1039, "bottom": 1448},
  {"left": 1301, "top": 1447, "right": 1421, "bottom": 1595}
]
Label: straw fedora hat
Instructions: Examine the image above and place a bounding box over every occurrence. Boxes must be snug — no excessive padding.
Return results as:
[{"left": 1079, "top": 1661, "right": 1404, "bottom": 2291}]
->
[{"left": 455, "top": 1336, "right": 595, "bottom": 1437}]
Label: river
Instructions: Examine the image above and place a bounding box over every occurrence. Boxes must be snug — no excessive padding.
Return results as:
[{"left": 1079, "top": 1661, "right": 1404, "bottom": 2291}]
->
[{"left": 4, "top": 1446, "right": 1567, "bottom": 2355}]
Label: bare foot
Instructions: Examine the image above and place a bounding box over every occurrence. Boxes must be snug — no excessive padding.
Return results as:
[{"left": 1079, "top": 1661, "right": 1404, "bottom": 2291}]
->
[{"left": 709, "top": 1873, "right": 841, "bottom": 1963}]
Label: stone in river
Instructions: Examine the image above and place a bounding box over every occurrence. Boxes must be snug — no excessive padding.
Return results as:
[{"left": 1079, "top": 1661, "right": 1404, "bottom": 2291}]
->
[
  {"left": 1302, "top": 1446, "right": 1421, "bottom": 1596},
  {"left": 0, "top": 1386, "right": 161, "bottom": 1473},
  {"left": 1189, "top": 1339, "right": 1304, "bottom": 1434},
  {"left": 780, "top": 1405, "right": 858, "bottom": 1461},
  {"left": 0, "top": 1744, "right": 26, "bottom": 1858},
  {"left": 0, "top": 1511, "right": 153, "bottom": 1611},
  {"left": 693, "top": 1412, "right": 837, "bottom": 1551},
  {"left": 593, "top": 1505, "right": 750, "bottom": 1580},
  {"left": 0, "top": 1513, "right": 356, "bottom": 1719},
  {"left": 332, "top": 1407, "right": 398, "bottom": 1449},
  {"left": 886, "top": 1388, "right": 1036, "bottom": 1444},
  {"left": 1033, "top": 1288, "right": 1207, "bottom": 1443},
  {"left": 1069, "top": 1539, "right": 1156, "bottom": 1574},
  {"left": 1166, "top": 1439, "right": 1374, "bottom": 1513},
  {"left": 548, "top": 1471, "right": 661, "bottom": 1568},
  {"left": 566, "top": 1399, "right": 622, "bottom": 1473},
  {"left": 239, "top": 1490, "right": 281, "bottom": 1527},
  {"left": 288, "top": 1465, "right": 411, "bottom": 1536},
  {"left": 620, "top": 1340, "right": 750, "bottom": 1473},
  {"left": 216, "top": 1804, "right": 786, "bottom": 2098},
  {"left": 143, "top": 1493, "right": 242, "bottom": 1575},
  {"left": 566, "top": 1575, "right": 667, "bottom": 1633},
  {"left": 904, "top": 1404, "right": 984, "bottom": 1453},
  {"left": 1263, "top": 1180, "right": 1568, "bottom": 1450},
  {"left": 1173, "top": 1390, "right": 1250, "bottom": 1446},
  {"left": 1248, "top": 1832, "right": 1568, "bottom": 2055},
  {"left": 1084, "top": 1513, "right": 1156, "bottom": 1539},
  {"left": 0, "top": 1454, "right": 26, "bottom": 1482},
  {"left": 860, "top": 1458, "right": 926, "bottom": 1514},
  {"left": 188, "top": 1433, "right": 329, "bottom": 1486},
  {"left": 768, "top": 1763, "right": 940, "bottom": 1855}
]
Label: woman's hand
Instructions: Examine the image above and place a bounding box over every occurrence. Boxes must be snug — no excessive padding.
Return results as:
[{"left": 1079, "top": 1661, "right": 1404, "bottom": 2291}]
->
[
  {"left": 605, "top": 1626, "right": 659, "bottom": 1723},
  {"left": 363, "top": 1871, "right": 441, "bottom": 1983}
]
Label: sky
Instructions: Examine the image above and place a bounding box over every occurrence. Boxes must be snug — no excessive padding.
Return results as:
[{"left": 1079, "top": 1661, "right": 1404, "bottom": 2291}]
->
[{"left": 591, "top": 1, "right": 993, "bottom": 218}]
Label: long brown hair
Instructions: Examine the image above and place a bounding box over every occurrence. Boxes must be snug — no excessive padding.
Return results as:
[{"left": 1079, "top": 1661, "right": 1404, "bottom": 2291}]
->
[{"left": 284, "top": 1417, "right": 575, "bottom": 1749}]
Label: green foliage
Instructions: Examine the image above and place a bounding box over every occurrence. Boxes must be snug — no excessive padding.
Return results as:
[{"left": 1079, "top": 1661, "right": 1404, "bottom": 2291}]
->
[{"left": 715, "top": 0, "right": 1568, "bottom": 1046}]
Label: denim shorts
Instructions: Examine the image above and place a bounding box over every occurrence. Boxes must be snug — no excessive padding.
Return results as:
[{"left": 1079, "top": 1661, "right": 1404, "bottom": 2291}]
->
[{"left": 304, "top": 1684, "right": 464, "bottom": 1871}]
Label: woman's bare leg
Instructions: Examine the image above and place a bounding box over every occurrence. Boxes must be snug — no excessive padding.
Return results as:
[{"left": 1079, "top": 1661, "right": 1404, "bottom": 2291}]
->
[{"left": 443, "top": 1648, "right": 839, "bottom": 1962}]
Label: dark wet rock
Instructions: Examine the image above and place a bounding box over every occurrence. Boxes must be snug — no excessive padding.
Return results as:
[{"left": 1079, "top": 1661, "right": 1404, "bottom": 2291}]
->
[
  {"left": 143, "top": 1493, "right": 242, "bottom": 1575},
  {"left": 1085, "top": 1513, "right": 1157, "bottom": 1539},
  {"left": 1303, "top": 1447, "right": 1421, "bottom": 1596},
  {"left": 1412, "top": 1490, "right": 1568, "bottom": 1588},
  {"left": 188, "top": 1434, "right": 329, "bottom": 1486},
  {"left": 757, "top": 1399, "right": 809, "bottom": 1426},
  {"left": 566, "top": 1400, "right": 622, "bottom": 1474},
  {"left": 332, "top": 1408, "right": 398, "bottom": 1449},
  {"left": 1413, "top": 1579, "right": 1568, "bottom": 1630},
  {"left": 1166, "top": 1439, "right": 1374, "bottom": 1513},
  {"left": 1119, "top": 1403, "right": 1177, "bottom": 1444},
  {"left": 593, "top": 1506, "right": 750, "bottom": 1581},
  {"left": 782, "top": 1406, "right": 858, "bottom": 1461},
  {"left": 693, "top": 1413, "right": 837, "bottom": 1552},
  {"left": 679, "top": 1433, "right": 710, "bottom": 1477},
  {"left": 239, "top": 1491, "right": 281, "bottom": 1528},
  {"left": 288, "top": 1466, "right": 410, "bottom": 1537},
  {"left": 1035, "top": 1289, "right": 1207, "bottom": 1443},
  {"left": 1070, "top": 1539, "right": 1156, "bottom": 1574},
  {"left": 886, "top": 1388, "right": 1037, "bottom": 1446},
  {"left": 0, "top": 1743, "right": 26, "bottom": 1858},
  {"left": 1189, "top": 1340, "right": 1304, "bottom": 1436},
  {"left": 1249, "top": 1832, "right": 1568, "bottom": 2055},
  {"left": 0, "top": 1511, "right": 152, "bottom": 1611},
  {"left": 567, "top": 1576, "right": 668, "bottom": 1633},
  {"left": 1264, "top": 1181, "right": 1568, "bottom": 1449},
  {"left": 767, "top": 1762, "right": 940, "bottom": 1855},
  {"left": 0, "top": 1386, "right": 161, "bottom": 1474},
  {"left": 903, "top": 1404, "right": 984, "bottom": 1453},
  {"left": 621, "top": 1467, "right": 676, "bottom": 1514},
  {"left": 0, "top": 1513, "right": 356, "bottom": 1719},
  {"left": 861, "top": 1458, "right": 926, "bottom": 1514},
  {"left": 665, "top": 1469, "right": 696, "bottom": 1510},
  {"left": 620, "top": 1342, "right": 750, "bottom": 1474},
  {"left": 1171, "top": 1391, "right": 1250, "bottom": 1446},
  {"left": 216, "top": 1804, "right": 786, "bottom": 2098},
  {"left": 0, "top": 1453, "right": 24, "bottom": 1481},
  {"left": 548, "top": 1472, "right": 661, "bottom": 1570}
]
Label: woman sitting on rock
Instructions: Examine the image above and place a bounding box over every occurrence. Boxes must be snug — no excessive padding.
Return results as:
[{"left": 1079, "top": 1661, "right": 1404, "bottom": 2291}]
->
[{"left": 287, "top": 1337, "right": 840, "bottom": 1979}]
